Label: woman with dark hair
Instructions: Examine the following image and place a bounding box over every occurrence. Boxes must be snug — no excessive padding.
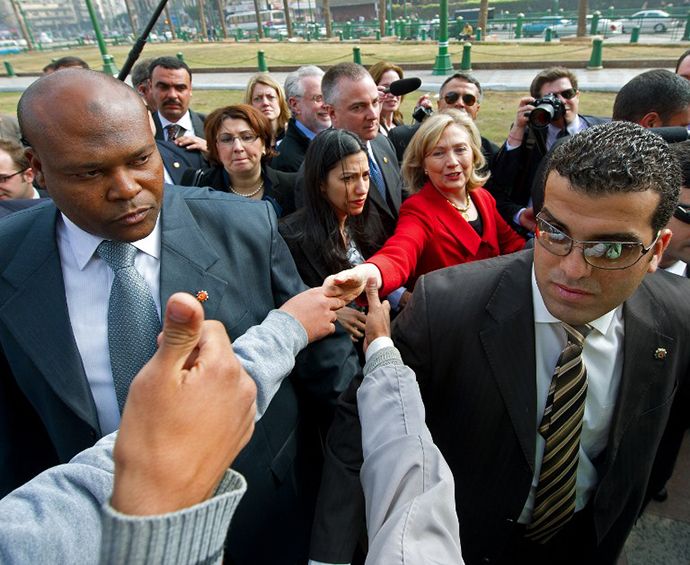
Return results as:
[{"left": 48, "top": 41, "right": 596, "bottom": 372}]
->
[
  {"left": 280, "top": 128, "right": 398, "bottom": 345},
  {"left": 180, "top": 104, "right": 296, "bottom": 217}
]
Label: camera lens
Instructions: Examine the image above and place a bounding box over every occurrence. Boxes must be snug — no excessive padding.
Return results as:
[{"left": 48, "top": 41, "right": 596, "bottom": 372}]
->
[{"left": 529, "top": 106, "right": 554, "bottom": 129}]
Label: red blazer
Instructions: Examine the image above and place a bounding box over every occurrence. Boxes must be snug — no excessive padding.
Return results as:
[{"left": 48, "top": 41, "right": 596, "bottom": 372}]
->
[{"left": 369, "top": 181, "right": 526, "bottom": 295}]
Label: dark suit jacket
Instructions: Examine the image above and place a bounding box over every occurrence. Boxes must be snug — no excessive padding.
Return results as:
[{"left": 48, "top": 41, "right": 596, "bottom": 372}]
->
[
  {"left": 491, "top": 115, "right": 610, "bottom": 230},
  {"left": 0, "top": 198, "right": 49, "bottom": 219},
  {"left": 294, "top": 133, "right": 404, "bottom": 238},
  {"left": 156, "top": 140, "right": 208, "bottom": 185},
  {"left": 152, "top": 109, "right": 206, "bottom": 141},
  {"left": 179, "top": 164, "right": 297, "bottom": 218},
  {"left": 312, "top": 250, "right": 690, "bottom": 564},
  {"left": 0, "top": 187, "right": 359, "bottom": 564},
  {"left": 278, "top": 210, "right": 332, "bottom": 288},
  {"left": 272, "top": 118, "right": 311, "bottom": 173}
]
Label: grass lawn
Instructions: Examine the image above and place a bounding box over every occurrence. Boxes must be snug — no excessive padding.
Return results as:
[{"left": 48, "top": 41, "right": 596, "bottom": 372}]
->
[
  {"left": 0, "top": 89, "right": 616, "bottom": 145},
  {"left": 2, "top": 40, "right": 683, "bottom": 74}
]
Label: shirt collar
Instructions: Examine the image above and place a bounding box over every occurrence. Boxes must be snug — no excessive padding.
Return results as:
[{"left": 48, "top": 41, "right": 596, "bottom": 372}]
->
[
  {"left": 61, "top": 212, "right": 162, "bottom": 271},
  {"left": 157, "top": 110, "right": 193, "bottom": 135},
  {"left": 547, "top": 113, "right": 583, "bottom": 138},
  {"left": 531, "top": 264, "right": 621, "bottom": 337},
  {"left": 665, "top": 260, "right": 688, "bottom": 277},
  {"left": 295, "top": 119, "right": 317, "bottom": 140}
]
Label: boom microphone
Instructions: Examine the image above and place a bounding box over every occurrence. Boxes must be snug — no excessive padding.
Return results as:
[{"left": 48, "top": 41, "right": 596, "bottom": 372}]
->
[{"left": 384, "top": 77, "right": 423, "bottom": 97}]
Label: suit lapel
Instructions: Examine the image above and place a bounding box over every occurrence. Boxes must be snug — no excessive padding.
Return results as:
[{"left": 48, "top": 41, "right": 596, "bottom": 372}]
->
[
  {"left": 190, "top": 110, "right": 206, "bottom": 140},
  {"left": 371, "top": 136, "right": 402, "bottom": 213},
  {"left": 602, "top": 283, "right": 674, "bottom": 470},
  {"left": 152, "top": 111, "right": 164, "bottom": 141},
  {"left": 479, "top": 252, "right": 538, "bottom": 471},
  {"left": 159, "top": 189, "right": 228, "bottom": 322},
  {"left": 0, "top": 205, "right": 99, "bottom": 431}
]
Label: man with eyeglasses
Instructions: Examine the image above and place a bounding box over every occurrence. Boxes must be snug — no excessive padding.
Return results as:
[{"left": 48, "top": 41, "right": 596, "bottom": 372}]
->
[
  {"left": 319, "top": 120, "right": 690, "bottom": 565},
  {"left": 0, "top": 139, "right": 50, "bottom": 219},
  {"left": 492, "top": 67, "right": 608, "bottom": 237},
  {"left": 272, "top": 66, "right": 331, "bottom": 173}
]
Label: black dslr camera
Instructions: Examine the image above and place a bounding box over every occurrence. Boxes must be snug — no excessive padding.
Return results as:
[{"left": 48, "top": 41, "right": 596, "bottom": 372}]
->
[
  {"left": 413, "top": 105, "right": 433, "bottom": 123},
  {"left": 528, "top": 93, "right": 565, "bottom": 129}
]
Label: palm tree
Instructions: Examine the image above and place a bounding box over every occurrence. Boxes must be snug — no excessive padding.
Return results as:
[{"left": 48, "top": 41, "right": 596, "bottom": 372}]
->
[
  {"left": 577, "top": 0, "right": 588, "bottom": 37},
  {"left": 478, "top": 0, "right": 489, "bottom": 39},
  {"left": 253, "top": 0, "right": 263, "bottom": 38},
  {"left": 283, "top": 0, "right": 293, "bottom": 38},
  {"left": 323, "top": 0, "right": 332, "bottom": 38}
]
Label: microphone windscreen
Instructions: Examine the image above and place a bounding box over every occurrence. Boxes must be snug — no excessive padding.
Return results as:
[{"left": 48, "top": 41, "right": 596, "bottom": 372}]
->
[
  {"left": 649, "top": 127, "right": 690, "bottom": 144},
  {"left": 388, "top": 77, "right": 422, "bottom": 97}
]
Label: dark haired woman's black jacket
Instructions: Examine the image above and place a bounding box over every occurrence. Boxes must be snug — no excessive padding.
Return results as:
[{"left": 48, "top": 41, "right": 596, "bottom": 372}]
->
[{"left": 180, "top": 165, "right": 298, "bottom": 217}]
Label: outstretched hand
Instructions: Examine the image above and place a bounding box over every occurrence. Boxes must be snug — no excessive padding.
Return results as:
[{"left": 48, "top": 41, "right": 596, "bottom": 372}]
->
[
  {"left": 112, "top": 292, "right": 257, "bottom": 516},
  {"left": 280, "top": 286, "right": 345, "bottom": 343},
  {"left": 323, "top": 263, "right": 382, "bottom": 304},
  {"left": 364, "top": 276, "right": 391, "bottom": 353}
]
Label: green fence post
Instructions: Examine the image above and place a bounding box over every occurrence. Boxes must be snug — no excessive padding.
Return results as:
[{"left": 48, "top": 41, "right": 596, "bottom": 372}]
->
[
  {"left": 460, "top": 42, "right": 472, "bottom": 71},
  {"left": 475, "top": 27, "right": 482, "bottom": 41},
  {"left": 254, "top": 33, "right": 260, "bottom": 42},
  {"left": 376, "top": 30, "right": 381, "bottom": 41},
  {"left": 353, "top": 45, "right": 362, "bottom": 65},
  {"left": 683, "top": 13, "right": 690, "bottom": 41},
  {"left": 345, "top": 20, "right": 352, "bottom": 40},
  {"left": 338, "top": 30, "right": 343, "bottom": 41},
  {"left": 515, "top": 13, "right": 524, "bottom": 39},
  {"left": 630, "top": 26, "right": 640, "bottom": 43},
  {"left": 4, "top": 61, "right": 15, "bottom": 77},
  {"left": 587, "top": 37, "right": 603, "bottom": 70},
  {"left": 176, "top": 52, "right": 184, "bottom": 62},
  {"left": 545, "top": 27, "right": 552, "bottom": 42},
  {"left": 590, "top": 10, "right": 601, "bottom": 35},
  {"left": 257, "top": 49, "right": 268, "bottom": 71},
  {"left": 421, "top": 28, "right": 427, "bottom": 41}
]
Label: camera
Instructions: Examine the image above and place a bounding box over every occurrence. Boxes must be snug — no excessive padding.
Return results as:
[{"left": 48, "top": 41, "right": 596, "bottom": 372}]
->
[
  {"left": 528, "top": 94, "right": 565, "bottom": 129},
  {"left": 413, "top": 105, "right": 433, "bottom": 123}
]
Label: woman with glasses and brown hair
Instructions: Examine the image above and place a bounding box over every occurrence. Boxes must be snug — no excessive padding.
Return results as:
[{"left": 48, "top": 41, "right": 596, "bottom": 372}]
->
[
  {"left": 369, "top": 61, "right": 405, "bottom": 137},
  {"left": 326, "top": 110, "right": 525, "bottom": 305},
  {"left": 180, "top": 104, "right": 296, "bottom": 217}
]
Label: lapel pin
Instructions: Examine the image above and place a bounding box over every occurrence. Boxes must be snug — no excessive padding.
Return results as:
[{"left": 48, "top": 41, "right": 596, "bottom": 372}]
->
[
  {"left": 173, "top": 162, "right": 180, "bottom": 168},
  {"left": 654, "top": 347, "right": 667, "bottom": 360},
  {"left": 195, "top": 290, "right": 209, "bottom": 303},
  {"left": 383, "top": 157, "right": 388, "bottom": 164}
]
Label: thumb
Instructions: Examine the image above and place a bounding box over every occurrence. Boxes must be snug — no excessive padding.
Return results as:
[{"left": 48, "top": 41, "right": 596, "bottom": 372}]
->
[
  {"left": 365, "top": 277, "right": 380, "bottom": 308},
  {"left": 155, "top": 292, "right": 205, "bottom": 371}
]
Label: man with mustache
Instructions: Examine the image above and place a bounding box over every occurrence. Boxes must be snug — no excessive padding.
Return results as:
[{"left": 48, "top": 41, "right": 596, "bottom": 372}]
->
[{"left": 148, "top": 56, "right": 207, "bottom": 154}]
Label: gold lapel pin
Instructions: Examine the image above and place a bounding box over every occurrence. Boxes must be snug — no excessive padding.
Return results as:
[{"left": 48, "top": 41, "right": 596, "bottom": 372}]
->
[
  {"left": 173, "top": 162, "right": 180, "bottom": 168},
  {"left": 654, "top": 348, "right": 667, "bottom": 360},
  {"left": 195, "top": 290, "right": 209, "bottom": 303},
  {"left": 383, "top": 157, "right": 388, "bottom": 164}
]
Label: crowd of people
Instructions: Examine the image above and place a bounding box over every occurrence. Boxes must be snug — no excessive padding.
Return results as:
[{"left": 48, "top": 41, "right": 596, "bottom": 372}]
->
[{"left": 0, "top": 48, "right": 688, "bottom": 565}]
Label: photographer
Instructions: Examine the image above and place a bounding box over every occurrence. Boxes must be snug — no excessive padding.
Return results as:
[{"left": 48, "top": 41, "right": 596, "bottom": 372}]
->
[{"left": 491, "top": 67, "right": 608, "bottom": 235}]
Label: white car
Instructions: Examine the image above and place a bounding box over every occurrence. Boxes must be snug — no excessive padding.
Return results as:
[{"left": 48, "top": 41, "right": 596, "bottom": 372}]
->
[
  {"left": 549, "top": 16, "right": 623, "bottom": 37},
  {"left": 620, "top": 10, "right": 679, "bottom": 33}
]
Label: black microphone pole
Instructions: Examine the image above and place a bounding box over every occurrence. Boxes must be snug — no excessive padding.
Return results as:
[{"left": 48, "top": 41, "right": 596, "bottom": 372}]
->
[{"left": 117, "top": 0, "right": 170, "bottom": 82}]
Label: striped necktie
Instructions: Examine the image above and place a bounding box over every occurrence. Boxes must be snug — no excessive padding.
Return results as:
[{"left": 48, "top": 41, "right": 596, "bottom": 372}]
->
[
  {"left": 526, "top": 322, "right": 590, "bottom": 544},
  {"left": 165, "top": 123, "right": 184, "bottom": 141},
  {"left": 97, "top": 240, "right": 161, "bottom": 413}
]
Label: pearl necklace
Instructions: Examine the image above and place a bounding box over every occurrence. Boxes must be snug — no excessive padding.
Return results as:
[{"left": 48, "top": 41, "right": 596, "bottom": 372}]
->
[
  {"left": 229, "top": 180, "right": 264, "bottom": 198},
  {"left": 446, "top": 192, "right": 471, "bottom": 221}
]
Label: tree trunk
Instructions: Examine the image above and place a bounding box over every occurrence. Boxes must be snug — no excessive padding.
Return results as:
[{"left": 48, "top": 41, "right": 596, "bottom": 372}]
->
[
  {"left": 253, "top": 0, "right": 264, "bottom": 38},
  {"left": 323, "top": 0, "right": 332, "bottom": 38},
  {"left": 283, "top": 0, "right": 293, "bottom": 38},
  {"left": 379, "top": 0, "right": 385, "bottom": 37},
  {"left": 197, "top": 0, "right": 208, "bottom": 40},
  {"left": 577, "top": 0, "right": 587, "bottom": 37},
  {"left": 215, "top": 0, "right": 227, "bottom": 38},
  {"left": 9, "top": 0, "right": 32, "bottom": 51},
  {"left": 123, "top": 0, "right": 137, "bottom": 37},
  {"left": 478, "top": 0, "right": 489, "bottom": 38}
]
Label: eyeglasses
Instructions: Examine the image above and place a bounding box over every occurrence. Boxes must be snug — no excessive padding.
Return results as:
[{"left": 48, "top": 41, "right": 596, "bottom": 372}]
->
[
  {"left": 0, "top": 169, "right": 27, "bottom": 183},
  {"left": 216, "top": 133, "right": 259, "bottom": 146},
  {"left": 443, "top": 91, "right": 477, "bottom": 107},
  {"left": 550, "top": 88, "right": 578, "bottom": 100},
  {"left": 535, "top": 214, "right": 660, "bottom": 270},
  {"left": 674, "top": 203, "right": 690, "bottom": 225},
  {"left": 300, "top": 94, "right": 324, "bottom": 104}
]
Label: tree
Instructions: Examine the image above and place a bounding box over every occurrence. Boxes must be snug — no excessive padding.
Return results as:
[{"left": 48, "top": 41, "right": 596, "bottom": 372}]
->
[
  {"left": 323, "top": 0, "right": 332, "bottom": 38},
  {"left": 577, "top": 0, "right": 587, "bottom": 37},
  {"left": 283, "top": 0, "right": 293, "bottom": 38},
  {"left": 253, "top": 0, "right": 263, "bottom": 38},
  {"left": 478, "top": 0, "right": 489, "bottom": 39}
]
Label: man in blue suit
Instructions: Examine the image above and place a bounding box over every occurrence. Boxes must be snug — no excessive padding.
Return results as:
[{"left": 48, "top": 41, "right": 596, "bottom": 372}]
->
[{"left": 0, "top": 69, "right": 358, "bottom": 564}]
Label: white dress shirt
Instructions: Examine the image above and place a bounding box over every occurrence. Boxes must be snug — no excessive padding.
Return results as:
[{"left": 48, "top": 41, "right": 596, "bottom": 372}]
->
[
  {"left": 157, "top": 110, "right": 195, "bottom": 140},
  {"left": 56, "top": 213, "right": 162, "bottom": 435},
  {"left": 519, "top": 266, "right": 624, "bottom": 523},
  {"left": 665, "top": 260, "right": 688, "bottom": 277}
]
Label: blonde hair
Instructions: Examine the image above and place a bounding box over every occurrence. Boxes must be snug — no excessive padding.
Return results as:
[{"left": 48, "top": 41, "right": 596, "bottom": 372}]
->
[
  {"left": 401, "top": 110, "right": 488, "bottom": 193},
  {"left": 244, "top": 73, "right": 290, "bottom": 135}
]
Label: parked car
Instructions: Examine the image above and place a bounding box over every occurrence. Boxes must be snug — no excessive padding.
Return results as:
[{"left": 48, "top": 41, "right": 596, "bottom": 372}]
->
[
  {"left": 619, "top": 10, "right": 679, "bottom": 33},
  {"left": 549, "top": 16, "right": 623, "bottom": 37},
  {"left": 522, "top": 16, "right": 568, "bottom": 37}
]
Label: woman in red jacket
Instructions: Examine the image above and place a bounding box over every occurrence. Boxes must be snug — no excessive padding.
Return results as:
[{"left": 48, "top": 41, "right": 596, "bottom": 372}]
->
[{"left": 327, "top": 109, "right": 526, "bottom": 303}]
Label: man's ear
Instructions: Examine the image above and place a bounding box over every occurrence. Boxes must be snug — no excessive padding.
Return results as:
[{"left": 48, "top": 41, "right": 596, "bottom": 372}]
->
[
  {"left": 639, "top": 111, "right": 662, "bottom": 128},
  {"left": 24, "top": 147, "right": 46, "bottom": 189},
  {"left": 647, "top": 228, "right": 672, "bottom": 273},
  {"left": 325, "top": 104, "right": 337, "bottom": 126},
  {"left": 288, "top": 97, "right": 299, "bottom": 116}
]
